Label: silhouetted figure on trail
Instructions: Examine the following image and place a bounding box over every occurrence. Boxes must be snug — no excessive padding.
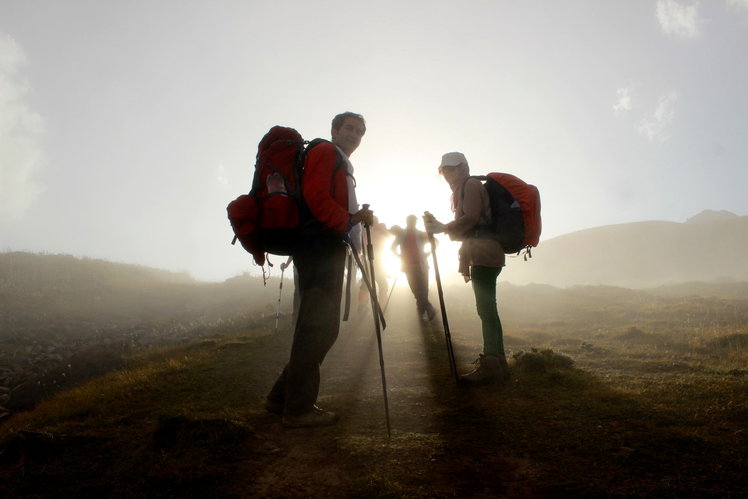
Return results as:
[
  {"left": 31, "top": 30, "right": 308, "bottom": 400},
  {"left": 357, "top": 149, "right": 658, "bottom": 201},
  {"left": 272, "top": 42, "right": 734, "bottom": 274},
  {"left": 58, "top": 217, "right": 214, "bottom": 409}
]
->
[
  {"left": 265, "top": 112, "right": 374, "bottom": 427},
  {"left": 390, "top": 215, "right": 436, "bottom": 322},
  {"left": 424, "top": 152, "right": 509, "bottom": 385}
]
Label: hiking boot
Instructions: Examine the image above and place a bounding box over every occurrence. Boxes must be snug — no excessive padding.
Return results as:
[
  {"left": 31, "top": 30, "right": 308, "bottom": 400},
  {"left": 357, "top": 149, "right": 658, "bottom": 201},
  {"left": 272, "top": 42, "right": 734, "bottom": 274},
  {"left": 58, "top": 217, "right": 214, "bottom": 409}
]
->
[
  {"left": 460, "top": 354, "right": 505, "bottom": 385},
  {"left": 282, "top": 405, "right": 338, "bottom": 428},
  {"left": 263, "top": 398, "right": 283, "bottom": 414},
  {"left": 426, "top": 304, "right": 437, "bottom": 322}
]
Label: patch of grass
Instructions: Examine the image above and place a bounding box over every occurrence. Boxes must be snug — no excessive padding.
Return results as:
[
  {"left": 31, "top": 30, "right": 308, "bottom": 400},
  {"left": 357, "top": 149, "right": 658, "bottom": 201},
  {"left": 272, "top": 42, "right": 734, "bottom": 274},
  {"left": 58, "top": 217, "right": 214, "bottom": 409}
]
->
[
  {"left": 512, "top": 347, "right": 575, "bottom": 373},
  {"left": 703, "top": 332, "right": 748, "bottom": 351},
  {"left": 0, "top": 335, "right": 272, "bottom": 498},
  {"left": 615, "top": 326, "right": 666, "bottom": 344},
  {"left": 509, "top": 348, "right": 588, "bottom": 388}
]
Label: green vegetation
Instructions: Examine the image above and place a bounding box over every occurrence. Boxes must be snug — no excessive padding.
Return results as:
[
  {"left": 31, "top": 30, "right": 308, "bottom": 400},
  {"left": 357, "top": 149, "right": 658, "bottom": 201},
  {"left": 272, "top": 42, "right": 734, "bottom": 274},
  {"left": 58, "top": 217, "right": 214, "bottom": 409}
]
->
[{"left": 0, "top": 252, "right": 746, "bottom": 497}]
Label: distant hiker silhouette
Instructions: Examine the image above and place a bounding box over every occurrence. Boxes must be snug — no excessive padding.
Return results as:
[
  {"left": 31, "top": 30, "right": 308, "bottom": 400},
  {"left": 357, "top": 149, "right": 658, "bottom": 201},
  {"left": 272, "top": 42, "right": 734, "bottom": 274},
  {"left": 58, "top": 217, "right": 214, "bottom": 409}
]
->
[{"left": 390, "top": 215, "right": 436, "bottom": 322}]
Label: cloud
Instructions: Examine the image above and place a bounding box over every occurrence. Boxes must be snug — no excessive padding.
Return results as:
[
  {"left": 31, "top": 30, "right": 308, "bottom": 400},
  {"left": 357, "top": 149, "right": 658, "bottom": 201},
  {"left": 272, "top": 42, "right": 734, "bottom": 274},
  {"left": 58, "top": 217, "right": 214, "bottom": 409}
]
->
[
  {"left": 0, "top": 33, "right": 45, "bottom": 220},
  {"left": 656, "top": 0, "right": 700, "bottom": 38},
  {"left": 727, "top": 0, "right": 748, "bottom": 13},
  {"left": 613, "top": 87, "right": 632, "bottom": 115},
  {"left": 637, "top": 91, "right": 680, "bottom": 142}
]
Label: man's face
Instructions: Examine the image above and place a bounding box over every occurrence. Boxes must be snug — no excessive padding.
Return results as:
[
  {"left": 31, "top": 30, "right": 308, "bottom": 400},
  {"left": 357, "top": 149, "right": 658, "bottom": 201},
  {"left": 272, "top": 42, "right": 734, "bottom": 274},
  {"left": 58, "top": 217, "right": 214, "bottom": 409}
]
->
[{"left": 331, "top": 117, "right": 365, "bottom": 156}]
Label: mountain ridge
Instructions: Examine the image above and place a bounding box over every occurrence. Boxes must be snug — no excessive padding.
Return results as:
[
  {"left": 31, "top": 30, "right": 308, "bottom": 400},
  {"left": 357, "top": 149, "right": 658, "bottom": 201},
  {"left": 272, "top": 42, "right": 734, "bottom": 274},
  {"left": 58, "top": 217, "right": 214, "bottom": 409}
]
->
[{"left": 505, "top": 211, "right": 748, "bottom": 288}]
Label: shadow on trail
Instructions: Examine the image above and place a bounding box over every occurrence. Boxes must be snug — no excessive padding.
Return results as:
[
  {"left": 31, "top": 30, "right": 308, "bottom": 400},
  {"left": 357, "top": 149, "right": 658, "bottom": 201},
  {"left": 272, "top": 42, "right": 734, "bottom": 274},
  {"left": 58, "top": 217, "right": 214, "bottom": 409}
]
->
[
  {"left": 239, "top": 276, "right": 748, "bottom": 498},
  {"left": 401, "top": 291, "right": 522, "bottom": 497},
  {"left": 327, "top": 306, "right": 384, "bottom": 432}
]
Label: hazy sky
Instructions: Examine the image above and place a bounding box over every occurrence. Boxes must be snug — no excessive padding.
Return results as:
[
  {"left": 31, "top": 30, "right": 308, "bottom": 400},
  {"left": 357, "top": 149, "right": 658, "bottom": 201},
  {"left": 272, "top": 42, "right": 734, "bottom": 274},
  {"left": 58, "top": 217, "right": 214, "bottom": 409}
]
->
[{"left": 2, "top": 1, "right": 747, "bottom": 282}]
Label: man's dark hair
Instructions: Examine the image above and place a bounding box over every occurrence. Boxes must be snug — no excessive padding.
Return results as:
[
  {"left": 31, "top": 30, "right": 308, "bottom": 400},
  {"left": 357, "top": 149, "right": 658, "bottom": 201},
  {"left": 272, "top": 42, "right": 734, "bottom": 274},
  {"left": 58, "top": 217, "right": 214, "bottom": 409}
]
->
[{"left": 332, "top": 112, "right": 366, "bottom": 132}]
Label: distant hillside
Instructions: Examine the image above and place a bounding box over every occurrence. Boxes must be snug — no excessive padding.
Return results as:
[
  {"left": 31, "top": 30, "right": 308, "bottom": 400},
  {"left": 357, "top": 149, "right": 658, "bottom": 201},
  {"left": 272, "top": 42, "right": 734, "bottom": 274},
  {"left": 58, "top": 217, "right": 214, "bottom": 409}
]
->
[
  {"left": 505, "top": 212, "right": 748, "bottom": 288},
  {"left": 686, "top": 209, "right": 739, "bottom": 224},
  {"left": 0, "top": 252, "right": 274, "bottom": 338}
]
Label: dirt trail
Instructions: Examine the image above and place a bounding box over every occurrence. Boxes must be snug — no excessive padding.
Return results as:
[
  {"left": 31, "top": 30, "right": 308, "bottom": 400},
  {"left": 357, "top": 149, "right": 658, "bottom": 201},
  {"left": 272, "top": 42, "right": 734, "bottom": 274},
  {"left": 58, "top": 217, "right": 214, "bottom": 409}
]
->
[
  {"left": 221, "top": 283, "right": 747, "bottom": 497},
  {"left": 237, "top": 286, "right": 542, "bottom": 497}
]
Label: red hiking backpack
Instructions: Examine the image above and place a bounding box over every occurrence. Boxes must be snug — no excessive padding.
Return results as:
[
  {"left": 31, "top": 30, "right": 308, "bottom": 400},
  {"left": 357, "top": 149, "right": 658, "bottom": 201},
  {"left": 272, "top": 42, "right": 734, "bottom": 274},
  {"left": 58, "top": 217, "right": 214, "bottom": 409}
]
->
[
  {"left": 471, "top": 173, "right": 541, "bottom": 256},
  {"left": 227, "top": 126, "right": 338, "bottom": 267}
]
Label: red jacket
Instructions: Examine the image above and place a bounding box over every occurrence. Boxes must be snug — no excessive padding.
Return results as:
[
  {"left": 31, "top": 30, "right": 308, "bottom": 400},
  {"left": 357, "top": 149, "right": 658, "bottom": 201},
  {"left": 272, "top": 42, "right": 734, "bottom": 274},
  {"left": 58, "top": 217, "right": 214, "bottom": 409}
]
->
[{"left": 303, "top": 141, "right": 350, "bottom": 234}]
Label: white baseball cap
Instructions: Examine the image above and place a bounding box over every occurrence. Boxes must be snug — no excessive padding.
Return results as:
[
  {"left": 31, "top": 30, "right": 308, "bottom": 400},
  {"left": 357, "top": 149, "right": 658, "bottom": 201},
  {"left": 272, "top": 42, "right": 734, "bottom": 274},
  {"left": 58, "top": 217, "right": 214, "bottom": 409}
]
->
[{"left": 438, "top": 152, "right": 467, "bottom": 170}]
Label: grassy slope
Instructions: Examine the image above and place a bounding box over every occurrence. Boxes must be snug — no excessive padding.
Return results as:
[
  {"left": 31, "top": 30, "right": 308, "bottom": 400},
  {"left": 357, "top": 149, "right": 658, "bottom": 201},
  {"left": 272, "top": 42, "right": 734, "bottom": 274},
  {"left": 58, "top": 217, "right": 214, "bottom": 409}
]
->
[
  {"left": 0, "top": 252, "right": 276, "bottom": 410},
  {"left": 1, "top": 319, "right": 746, "bottom": 497},
  {"left": 1, "top": 252, "right": 747, "bottom": 497}
]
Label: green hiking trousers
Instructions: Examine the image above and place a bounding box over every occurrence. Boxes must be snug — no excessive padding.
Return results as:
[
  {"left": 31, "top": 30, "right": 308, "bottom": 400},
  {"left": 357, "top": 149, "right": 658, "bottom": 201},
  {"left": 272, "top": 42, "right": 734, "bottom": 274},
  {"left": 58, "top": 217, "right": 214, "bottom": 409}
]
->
[{"left": 471, "top": 265, "right": 505, "bottom": 356}]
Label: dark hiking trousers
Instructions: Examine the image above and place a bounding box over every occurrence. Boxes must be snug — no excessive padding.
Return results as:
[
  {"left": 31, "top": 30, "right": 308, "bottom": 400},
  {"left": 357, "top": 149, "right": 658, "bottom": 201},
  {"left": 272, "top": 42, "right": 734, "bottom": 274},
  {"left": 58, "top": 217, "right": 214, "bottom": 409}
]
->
[
  {"left": 471, "top": 265, "right": 505, "bottom": 356},
  {"left": 267, "top": 236, "right": 347, "bottom": 416},
  {"left": 405, "top": 264, "right": 435, "bottom": 318}
]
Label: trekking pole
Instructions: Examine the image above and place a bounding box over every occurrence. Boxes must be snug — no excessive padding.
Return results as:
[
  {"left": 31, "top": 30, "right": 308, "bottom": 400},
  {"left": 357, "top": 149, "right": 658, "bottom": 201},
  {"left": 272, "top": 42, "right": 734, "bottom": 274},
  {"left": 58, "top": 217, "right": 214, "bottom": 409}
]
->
[
  {"left": 274, "top": 263, "right": 286, "bottom": 335},
  {"left": 348, "top": 244, "right": 386, "bottom": 328},
  {"left": 424, "top": 212, "right": 459, "bottom": 384},
  {"left": 362, "top": 204, "right": 392, "bottom": 438},
  {"left": 382, "top": 273, "right": 399, "bottom": 315}
]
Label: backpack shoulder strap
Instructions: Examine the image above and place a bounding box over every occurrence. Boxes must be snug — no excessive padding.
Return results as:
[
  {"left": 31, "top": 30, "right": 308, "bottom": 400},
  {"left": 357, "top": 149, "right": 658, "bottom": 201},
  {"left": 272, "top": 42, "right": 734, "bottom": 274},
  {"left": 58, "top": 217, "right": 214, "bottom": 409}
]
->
[
  {"left": 308, "top": 139, "right": 346, "bottom": 174},
  {"left": 305, "top": 139, "right": 349, "bottom": 197},
  {"left": 460, "top": 175, "right": 491, "bottom": 226}
]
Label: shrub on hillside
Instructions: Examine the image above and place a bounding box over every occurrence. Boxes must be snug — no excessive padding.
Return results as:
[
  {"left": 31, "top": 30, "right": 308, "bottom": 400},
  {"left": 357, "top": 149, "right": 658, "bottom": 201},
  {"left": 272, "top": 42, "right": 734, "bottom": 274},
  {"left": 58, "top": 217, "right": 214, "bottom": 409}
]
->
[
  {"left": 512, "top": 348, "right": 575, "bottom": 374},
  {"left": 704, "top": 333, "right": 748, "bottom": 351}
]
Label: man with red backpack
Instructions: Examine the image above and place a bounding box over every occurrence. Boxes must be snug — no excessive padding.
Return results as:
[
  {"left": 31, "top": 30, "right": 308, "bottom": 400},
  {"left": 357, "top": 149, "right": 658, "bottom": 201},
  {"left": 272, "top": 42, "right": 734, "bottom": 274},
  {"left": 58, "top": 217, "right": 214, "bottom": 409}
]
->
[{"left": 265, "top": 112, "right": 373, "bottom": 427}]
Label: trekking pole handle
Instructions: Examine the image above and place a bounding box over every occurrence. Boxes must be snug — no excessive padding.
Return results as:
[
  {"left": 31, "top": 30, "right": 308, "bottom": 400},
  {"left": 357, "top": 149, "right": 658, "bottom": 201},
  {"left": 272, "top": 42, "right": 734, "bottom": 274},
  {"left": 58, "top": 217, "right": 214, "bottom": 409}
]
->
[
  {"left": 362, "top": 204, "right": 370, "bottom": 224},
  {"left": 362, "top": 204, "right": 374, "bottom": 258}
]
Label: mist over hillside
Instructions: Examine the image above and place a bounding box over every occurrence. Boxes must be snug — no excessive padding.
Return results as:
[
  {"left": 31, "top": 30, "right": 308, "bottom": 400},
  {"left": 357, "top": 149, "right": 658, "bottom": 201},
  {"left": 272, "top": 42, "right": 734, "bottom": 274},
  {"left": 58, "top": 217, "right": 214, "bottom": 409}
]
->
[
  {"left": 505, "top": 211, "right": 748, "bottom": 288},
  {"left": 2, "top": 249, "right": 747, "bottom": 413},
  {"left": 0, "top": 252, "right": 279, "bottom": 411},
  {"left": 0, "top": 252, "right": 274, "bottom": 339}
]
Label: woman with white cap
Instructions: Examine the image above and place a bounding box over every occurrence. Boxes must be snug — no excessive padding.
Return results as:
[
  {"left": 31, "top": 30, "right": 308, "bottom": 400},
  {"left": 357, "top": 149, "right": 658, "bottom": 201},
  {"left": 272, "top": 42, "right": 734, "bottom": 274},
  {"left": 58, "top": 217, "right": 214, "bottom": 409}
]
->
[{"left": 424, "top": 152, "right": 510, "bottom": 384}]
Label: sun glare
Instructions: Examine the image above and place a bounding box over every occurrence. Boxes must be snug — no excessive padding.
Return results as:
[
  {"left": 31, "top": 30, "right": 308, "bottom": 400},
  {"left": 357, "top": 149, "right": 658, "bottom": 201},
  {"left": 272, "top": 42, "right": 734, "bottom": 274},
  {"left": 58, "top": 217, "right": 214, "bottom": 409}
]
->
[{"left": 351, "top": 153, "right": 467, "bottom": 285}]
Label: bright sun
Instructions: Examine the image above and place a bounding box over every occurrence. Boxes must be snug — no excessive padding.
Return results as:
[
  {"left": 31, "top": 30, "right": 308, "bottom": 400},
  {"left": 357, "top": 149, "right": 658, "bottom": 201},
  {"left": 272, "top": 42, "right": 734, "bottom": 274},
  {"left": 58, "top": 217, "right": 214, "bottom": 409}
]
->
[{"left": 354, "top": 155, "right": 464, "bottom": 284}]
